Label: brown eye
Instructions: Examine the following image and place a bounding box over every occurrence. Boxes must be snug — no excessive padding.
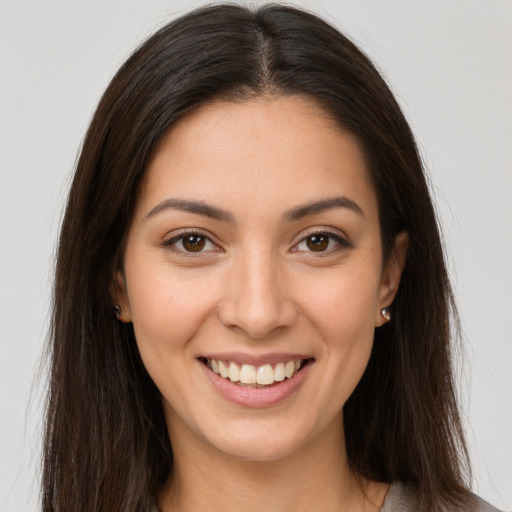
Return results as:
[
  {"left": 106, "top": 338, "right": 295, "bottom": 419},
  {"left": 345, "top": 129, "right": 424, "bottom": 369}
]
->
[
  {"left": 164, "top": 232, "right": 218, "bottom": 254},
  {"left": 294, "top": 232, "right": 348, "bottom": 254},
  {"left": 306, "top": 234, "right": 330, "bottom": 252},
  {"left": 182, "top": 235, "right": 206, "bottom": 252}
]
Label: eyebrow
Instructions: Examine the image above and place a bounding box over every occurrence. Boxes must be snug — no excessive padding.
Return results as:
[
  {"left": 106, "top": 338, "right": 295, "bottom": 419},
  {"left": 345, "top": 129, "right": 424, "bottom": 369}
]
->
[
  {"left": 145, "top": 195, "right": 363, "bottom": 223},
  {"left": 145, "top": 199, "right": 235, "bottom": 222},
  {"left": 283, "top": 196, "right": 364, "bottom": 221}
]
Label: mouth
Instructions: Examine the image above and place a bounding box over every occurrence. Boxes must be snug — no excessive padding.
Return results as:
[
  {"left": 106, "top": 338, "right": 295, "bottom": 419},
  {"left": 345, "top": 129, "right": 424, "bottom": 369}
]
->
[{"left": 198, "top": 357, "right": 312, "bottom": 389}]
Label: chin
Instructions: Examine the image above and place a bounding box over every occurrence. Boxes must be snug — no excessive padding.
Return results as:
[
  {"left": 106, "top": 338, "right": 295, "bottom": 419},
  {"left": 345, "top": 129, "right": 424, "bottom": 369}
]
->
[
  {"left": 217, "top": 438, "right": 301, "bottom": 462},
  {"left": 202, "top": 419, "right": 315, "bottom": 463}
]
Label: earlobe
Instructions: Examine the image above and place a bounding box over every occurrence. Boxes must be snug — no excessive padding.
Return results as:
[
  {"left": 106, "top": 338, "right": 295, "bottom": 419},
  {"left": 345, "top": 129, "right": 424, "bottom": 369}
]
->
[
  {"left": 113, "top": 270, "right": 132, "bottom": 323},
  {"left": 375, "top": 231, "right": 409, "bottom": 326}
]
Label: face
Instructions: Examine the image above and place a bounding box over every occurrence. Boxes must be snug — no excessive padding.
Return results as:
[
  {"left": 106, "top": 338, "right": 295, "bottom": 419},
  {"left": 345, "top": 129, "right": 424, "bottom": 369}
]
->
[{"left": 116, "top": 95, "right": 406, "bottom": 462}]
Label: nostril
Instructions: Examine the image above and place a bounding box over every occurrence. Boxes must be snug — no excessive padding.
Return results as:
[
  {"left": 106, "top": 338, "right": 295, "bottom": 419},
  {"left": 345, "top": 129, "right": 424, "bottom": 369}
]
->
[{"left": 216, "top": 284, "right": 298, "bottom": 339}]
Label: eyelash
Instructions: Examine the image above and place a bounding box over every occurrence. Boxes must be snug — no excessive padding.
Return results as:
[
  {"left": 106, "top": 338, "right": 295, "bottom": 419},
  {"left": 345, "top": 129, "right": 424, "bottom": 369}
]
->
[
  {"left": 162, "top": 229, "right": 350, "bottom": 256},
  {"left": 162, "top": 230, "right": 219, "bottom": 255},
  {"left": 292, "top": 231, "right": 350, "bottom": 255}
]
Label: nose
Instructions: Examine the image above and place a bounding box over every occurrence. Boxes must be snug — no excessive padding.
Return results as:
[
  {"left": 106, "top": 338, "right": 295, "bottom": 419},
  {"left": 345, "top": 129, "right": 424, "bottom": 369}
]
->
[{"left": 217, "top": 248, "right": 297, "bottom": 339}]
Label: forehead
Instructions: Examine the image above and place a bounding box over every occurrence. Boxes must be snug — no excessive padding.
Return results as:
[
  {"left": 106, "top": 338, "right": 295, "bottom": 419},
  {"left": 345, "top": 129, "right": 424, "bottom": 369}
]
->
[{"left": 138, "top": 95, "right": 378, "bottom": 221}]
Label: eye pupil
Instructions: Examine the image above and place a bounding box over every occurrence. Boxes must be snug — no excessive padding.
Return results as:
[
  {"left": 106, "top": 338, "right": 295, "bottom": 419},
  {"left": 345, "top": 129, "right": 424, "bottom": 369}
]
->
[
  {"left": 182, "top": 235, "right": 206, "bottom": 252},
  {"left": 306, "top": 234, "right": 329, "bottom": 251}
]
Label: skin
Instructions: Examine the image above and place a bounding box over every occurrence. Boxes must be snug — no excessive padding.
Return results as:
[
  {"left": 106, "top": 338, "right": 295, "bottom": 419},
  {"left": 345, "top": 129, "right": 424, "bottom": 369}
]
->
[{"left": 116, "top": 95, "right": 408, "bottom": 512}]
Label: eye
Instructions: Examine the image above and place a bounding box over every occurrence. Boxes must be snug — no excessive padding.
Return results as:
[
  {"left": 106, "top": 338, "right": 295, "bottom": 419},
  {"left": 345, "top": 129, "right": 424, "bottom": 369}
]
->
[
  {"left": 164, "top": 232, "right": 218, "bottom": 253},
  {"left": 294, "top": 232, "right": 347, "bottom": 253}
]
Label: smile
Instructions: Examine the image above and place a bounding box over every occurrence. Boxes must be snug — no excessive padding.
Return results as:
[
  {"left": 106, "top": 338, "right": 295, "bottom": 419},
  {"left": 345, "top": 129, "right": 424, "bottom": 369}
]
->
[
  {"left": 205, "top": 358, "right": 306, "bottom": 387},
  {"left": 198, "top": 355, "right": 313, "bottom": 407}
]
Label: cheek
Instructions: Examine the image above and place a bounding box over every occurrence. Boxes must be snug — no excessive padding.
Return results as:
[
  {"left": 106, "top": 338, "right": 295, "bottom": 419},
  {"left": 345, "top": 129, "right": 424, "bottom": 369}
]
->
[
  {"left": 301, "top": 263, "right": 381, "bottom": 341},
  {"left": 126, "top": 266, "right": 219, "bottom": 363},
  {"left": 298, "top": 263, "right": 380, "bottom": 402}
]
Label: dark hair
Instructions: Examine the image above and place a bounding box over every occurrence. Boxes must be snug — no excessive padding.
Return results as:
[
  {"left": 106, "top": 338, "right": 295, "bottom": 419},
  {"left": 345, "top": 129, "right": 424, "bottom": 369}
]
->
[{"left": 43, "top": 4, "right": 473, "bottom": 511}]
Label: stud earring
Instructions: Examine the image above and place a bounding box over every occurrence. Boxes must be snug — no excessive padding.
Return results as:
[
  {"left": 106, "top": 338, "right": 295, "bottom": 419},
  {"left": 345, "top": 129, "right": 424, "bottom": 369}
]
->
[
  {"left": 113, "top": 304, "right": 122, "bottom": 320},
  {"left": 381, "top": 307, "right": 391, "bottom": 322}
]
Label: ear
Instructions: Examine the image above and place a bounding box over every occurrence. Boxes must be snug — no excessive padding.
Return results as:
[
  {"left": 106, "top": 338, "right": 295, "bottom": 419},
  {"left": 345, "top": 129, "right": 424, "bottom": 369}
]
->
[
  {"left": 375, "top": 231, "right": 409, "bottom": 327},
  {"left": 113, "top": 270, "right": 132, "bottom": 323}
]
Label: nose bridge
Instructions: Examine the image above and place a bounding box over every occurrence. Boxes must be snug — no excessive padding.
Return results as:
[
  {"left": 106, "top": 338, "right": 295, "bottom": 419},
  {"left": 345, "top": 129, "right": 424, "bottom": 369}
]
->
[{"left": 218, "top": 243, "right": 295, "bottom": 338}]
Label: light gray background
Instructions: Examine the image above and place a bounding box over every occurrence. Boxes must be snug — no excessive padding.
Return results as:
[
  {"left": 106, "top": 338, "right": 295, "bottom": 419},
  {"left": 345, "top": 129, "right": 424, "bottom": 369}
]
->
[{"left": 1, "top": 1, "right": 511, "bottom": 510}]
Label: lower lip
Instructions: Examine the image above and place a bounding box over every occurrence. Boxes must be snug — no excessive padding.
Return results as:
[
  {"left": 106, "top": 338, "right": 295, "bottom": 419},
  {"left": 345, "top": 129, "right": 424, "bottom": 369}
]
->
[{"left": 199, "top": 361, "right": 312, "bottom": 408}]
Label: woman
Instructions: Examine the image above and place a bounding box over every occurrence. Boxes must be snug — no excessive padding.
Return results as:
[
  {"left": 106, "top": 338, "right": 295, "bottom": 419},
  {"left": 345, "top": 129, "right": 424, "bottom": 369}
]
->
[{"left": 42, "top": 4, "right": 501, "bottom": 511}]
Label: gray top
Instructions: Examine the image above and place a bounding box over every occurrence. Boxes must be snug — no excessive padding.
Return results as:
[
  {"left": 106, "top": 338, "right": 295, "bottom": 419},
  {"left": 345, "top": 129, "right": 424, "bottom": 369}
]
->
[
  {"left": 154, "top": 482, "right": 503, "bottom": 511},
  {"left": 381, "top": 482, "right": 502, "bottom": 512}
]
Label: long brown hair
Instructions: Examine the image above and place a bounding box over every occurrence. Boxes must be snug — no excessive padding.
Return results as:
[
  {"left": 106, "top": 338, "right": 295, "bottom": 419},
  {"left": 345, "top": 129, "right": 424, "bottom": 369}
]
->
[{"left": 43, "top": 4, "right": 472, "bottom": 511}]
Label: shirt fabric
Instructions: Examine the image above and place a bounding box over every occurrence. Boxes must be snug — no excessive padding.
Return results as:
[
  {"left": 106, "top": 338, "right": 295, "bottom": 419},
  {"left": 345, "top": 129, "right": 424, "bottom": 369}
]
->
[{"left": 380, "top": 482, "right": 503, "bottom": 512}]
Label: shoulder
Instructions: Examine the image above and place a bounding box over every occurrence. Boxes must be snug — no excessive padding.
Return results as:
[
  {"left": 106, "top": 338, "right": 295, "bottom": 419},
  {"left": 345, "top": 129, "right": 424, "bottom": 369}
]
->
[
  {"left": 380, "top": 482, "right": 503, "bottom": 512},
  {"left": 474, "top": 495, "right": 503, "bottom": 512}
]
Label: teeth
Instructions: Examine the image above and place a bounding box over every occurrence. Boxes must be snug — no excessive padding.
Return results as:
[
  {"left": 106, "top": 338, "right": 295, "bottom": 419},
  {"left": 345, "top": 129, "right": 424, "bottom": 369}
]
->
[
  {"left": 239, "top": 364, "right": 256, "bottom": 384},
  {"left": 285, "top": 361, "right": 295, "bottom": 378},
  {"left": 228, "top": 362, "right": 240, "bottom": 382},
  {"left": 257, "top": 364, "right": 274, "bottom": 385},
  {"left": 206, "top": 358, "right": 305, "bottom": 386},
  {"left": 274, "top": 362, "right": 285, "bottom": 382},
  {"left": 218, "top": 360, "right": 229, "bottom": 378}
]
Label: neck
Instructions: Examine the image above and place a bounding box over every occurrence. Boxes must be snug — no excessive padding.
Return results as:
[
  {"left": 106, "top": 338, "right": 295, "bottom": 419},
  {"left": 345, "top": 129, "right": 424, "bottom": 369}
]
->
[{"left": 158, "top": 414, "right": 387, "bottom": 512}]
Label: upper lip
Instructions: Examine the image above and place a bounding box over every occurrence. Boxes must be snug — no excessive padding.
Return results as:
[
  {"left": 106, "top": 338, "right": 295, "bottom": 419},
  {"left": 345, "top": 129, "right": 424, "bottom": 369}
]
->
[{"left": 198, "top": 352, "right": 313, "bottom": 366}]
